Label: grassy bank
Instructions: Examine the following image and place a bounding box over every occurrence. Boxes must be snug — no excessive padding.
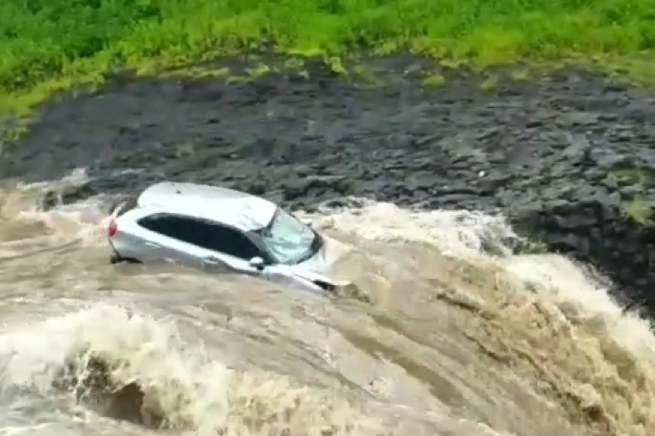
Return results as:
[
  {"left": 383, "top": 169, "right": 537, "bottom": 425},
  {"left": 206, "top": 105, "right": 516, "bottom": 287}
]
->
[{"left": 2, "top": 0, "right": 655, "bottom": 114}]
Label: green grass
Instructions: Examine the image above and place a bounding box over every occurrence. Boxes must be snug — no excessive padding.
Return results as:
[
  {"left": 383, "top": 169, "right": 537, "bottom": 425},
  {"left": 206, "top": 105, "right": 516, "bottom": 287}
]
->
[
  {"left": 421, "top": 73, "right": 446, "bottom": 88},
  {"left": 2, "top": 0, "right": 655, "bottom": 115},
  {"left": 622, "top": 197, "right": 654, "bottom": 227},
  {"left": 608, "top": 167, "right": 655, "bottom": 227}
]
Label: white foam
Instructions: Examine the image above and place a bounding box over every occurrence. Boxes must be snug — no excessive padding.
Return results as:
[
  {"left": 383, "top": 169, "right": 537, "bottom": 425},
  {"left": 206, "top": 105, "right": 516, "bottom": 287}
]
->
[
  {"left": 0, "top": 304, "right": 383, "bottom": 435},
  {"left": 309, "top": 198, "right": 520, "bottom": 258}
]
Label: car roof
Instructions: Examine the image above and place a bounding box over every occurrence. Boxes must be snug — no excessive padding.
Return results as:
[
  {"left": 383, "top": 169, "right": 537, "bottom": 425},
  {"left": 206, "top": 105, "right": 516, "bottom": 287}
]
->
[{"left": 136, "top": 182, "right": 277, "bottom": 231}]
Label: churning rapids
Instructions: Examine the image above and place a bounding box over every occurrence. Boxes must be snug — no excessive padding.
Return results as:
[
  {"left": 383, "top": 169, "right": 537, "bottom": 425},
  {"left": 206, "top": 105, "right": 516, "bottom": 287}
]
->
[
  {"left": 0, "top": 169, "right": 653, "bottom": 436},
  {"left": 3, "top": 59, "right": 655, "bottom": 436}
]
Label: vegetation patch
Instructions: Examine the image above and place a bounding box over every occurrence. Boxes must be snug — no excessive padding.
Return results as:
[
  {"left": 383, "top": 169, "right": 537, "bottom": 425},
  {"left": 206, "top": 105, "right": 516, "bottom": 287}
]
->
[
  {"left": 3, "top": 0, "right": 655, "bottom": 118},
  {"left": 603, "top": 167, "right": 655, "bottom": 228},
  {"left": 479, "top": 75, "right": 499, "bottom": 93},
  {"left": 421, "top": 73, "right": 447, "bottom": 89},
  {"left": 622, "top": 196, "right": 654, "bottom": 227}
]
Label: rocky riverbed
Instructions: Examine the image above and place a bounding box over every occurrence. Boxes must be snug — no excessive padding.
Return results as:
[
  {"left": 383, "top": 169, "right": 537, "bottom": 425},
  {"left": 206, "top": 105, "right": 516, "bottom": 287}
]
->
[{"left": 2, "top": 56, "right": 654, "bottom": 311}]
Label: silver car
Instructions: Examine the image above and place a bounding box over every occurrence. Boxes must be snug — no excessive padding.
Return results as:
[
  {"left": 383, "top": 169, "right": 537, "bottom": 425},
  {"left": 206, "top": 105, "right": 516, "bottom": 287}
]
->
[{"left": 107, "top": 181, "right": 339, "bottom": 292}]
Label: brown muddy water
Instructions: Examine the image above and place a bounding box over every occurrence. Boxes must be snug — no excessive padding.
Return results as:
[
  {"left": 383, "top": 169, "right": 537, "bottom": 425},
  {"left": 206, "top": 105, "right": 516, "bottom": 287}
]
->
[{"left": 0, "top": 171, "right": 654, "bottom": 436}]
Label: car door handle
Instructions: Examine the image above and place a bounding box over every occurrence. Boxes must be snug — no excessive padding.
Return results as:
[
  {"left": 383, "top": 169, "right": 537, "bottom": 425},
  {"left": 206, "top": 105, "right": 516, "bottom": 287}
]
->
[
  {"left": 203, "top": 256, "right": 220, "bottom": 265},
  {"left": 145, "top": 242, "right": 160, "bottom": 248}
]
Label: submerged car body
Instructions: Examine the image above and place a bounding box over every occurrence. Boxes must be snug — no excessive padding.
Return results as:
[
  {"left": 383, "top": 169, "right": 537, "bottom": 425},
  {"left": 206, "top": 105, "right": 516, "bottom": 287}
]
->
[{"left": 107, "top": 182, "right": 338, "bottom": 292}]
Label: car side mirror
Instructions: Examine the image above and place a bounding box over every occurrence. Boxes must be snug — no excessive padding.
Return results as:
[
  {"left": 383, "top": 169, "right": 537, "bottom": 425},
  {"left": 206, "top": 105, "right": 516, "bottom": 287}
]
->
[{"left": 249, "top": 256, "right": 265, "bottom": 270}]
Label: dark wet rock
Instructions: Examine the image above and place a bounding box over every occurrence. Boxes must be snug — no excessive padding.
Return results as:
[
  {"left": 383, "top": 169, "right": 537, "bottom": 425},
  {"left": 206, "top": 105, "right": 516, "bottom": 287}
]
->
[
  {"left": 40, "top": 190, "right": 60, "bottom": 211},
  {"left": 4, "top": 57, "right": 655, "bottom": 311},
  {"left": 38, "top": 182, "right": 97, "bottom": 212}
]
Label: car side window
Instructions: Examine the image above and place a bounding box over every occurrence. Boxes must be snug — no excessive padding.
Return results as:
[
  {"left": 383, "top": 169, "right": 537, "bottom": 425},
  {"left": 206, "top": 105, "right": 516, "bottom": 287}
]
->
[
  {"left": 138, "top": 214, "right": 262, "bottom": 260},
  {"left": 138, "top": 214, "right": 187, "bottom": 240},
  {"left": 203, "top": 224, "right": 262, "bottom": 260}
]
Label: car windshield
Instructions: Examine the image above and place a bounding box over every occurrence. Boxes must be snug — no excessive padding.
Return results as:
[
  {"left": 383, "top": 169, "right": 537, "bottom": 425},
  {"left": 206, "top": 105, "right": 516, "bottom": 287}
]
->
[{"left": 253, "top": 208, "right": 316, "bottom": 265}]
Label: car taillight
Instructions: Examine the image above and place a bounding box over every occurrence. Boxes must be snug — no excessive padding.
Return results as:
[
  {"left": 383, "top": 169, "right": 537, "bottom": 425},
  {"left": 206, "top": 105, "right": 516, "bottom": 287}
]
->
[{"left": 108, "top": 220, "right": 117, "bottom": 238}]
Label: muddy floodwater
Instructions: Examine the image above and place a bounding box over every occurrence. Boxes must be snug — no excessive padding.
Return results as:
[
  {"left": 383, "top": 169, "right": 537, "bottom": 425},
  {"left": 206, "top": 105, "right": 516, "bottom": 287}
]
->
[{"left": 1, "top": 58, "right": 655, "bottom": 436}]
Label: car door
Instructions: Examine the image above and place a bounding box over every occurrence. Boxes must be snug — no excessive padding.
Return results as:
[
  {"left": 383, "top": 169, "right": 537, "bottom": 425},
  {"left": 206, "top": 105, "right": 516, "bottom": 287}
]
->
[
  {"left": 135, "top": 213, "right": 223, "bottom": 268},
  {"left": 202, "top": 225, "right": 313, "bottom": 289},
  {"left": 197, "top": 222, "right": 270, "bottom": 276}
]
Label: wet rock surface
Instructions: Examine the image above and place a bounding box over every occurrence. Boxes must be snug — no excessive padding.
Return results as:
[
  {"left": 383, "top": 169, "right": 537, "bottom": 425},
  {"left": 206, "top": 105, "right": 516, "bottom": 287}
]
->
[{"left": 2, "top": 57, "right": 655, "bottom": 310}]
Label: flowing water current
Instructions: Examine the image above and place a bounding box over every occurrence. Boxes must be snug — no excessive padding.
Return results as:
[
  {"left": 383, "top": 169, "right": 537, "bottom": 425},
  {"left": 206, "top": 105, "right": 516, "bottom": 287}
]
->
[{"left": 1, "top": 169, "right": 654, "bottom": 436}]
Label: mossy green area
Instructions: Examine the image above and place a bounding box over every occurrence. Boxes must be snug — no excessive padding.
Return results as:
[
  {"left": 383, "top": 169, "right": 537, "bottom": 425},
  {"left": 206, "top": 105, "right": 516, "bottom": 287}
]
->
[{"left": 2, "top": 0, "right": 655, "bottom": 116}]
